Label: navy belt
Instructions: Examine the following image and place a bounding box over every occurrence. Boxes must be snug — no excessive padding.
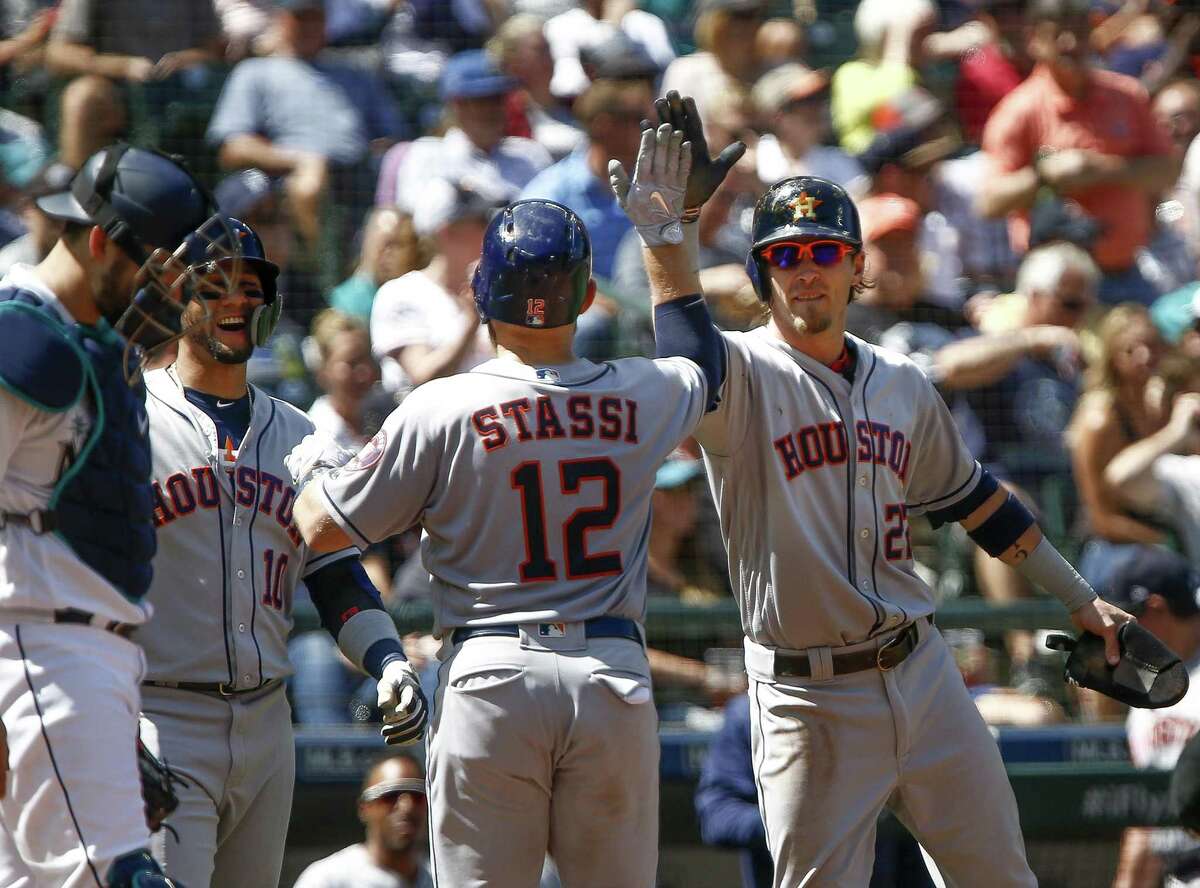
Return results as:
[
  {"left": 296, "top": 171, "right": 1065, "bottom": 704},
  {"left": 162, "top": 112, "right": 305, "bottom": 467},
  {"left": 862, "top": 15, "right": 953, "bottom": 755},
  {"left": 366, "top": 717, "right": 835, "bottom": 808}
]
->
[
  {"left": 143, "top": 677, "right": 283, "bottom": 698},
  {"left": 54, "top": 607, "right": 137, "bottom": 639},
  {"left": 451, "top": 616, "right": 642, "bottom": 646}
]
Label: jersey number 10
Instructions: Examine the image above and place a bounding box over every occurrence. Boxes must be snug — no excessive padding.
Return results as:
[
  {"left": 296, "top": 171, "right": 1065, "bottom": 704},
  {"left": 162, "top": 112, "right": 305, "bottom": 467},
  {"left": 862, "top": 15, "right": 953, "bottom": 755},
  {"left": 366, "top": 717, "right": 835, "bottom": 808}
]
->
[{"left": 511, "top": 458, "right": 622, "bottom": 582}]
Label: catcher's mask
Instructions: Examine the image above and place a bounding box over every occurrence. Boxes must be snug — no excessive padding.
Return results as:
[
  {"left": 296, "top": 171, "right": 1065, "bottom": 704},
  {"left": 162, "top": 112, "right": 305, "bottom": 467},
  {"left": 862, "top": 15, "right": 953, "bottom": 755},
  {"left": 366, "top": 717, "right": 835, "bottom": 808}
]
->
[{"left": 36, "top": 143, "right": 222, "bottom": 379}]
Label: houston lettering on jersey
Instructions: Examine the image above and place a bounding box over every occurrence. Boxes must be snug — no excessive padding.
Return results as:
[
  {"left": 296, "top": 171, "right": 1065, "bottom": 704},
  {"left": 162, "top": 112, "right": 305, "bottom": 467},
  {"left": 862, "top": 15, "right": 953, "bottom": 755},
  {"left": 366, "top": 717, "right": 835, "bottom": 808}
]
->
[
  {"left": 151, "top": 465, "right": 303, "bottom": 546},
  {"left": 773, "top": 420, "right": 911, "bottom": 482},
  {"left": 471, "top": 395, "right": 640, "bottom": 452}
]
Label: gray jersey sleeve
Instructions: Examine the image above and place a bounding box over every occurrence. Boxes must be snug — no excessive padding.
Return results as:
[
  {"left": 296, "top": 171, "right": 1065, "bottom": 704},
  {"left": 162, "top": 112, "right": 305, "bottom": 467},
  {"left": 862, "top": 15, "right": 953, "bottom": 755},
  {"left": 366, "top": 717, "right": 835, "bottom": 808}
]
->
[
  {"left": 903, "top": 368, "right": 984, "bottom": 519},
  {"left": 318, "top": 387, "right": 443, "bottom": 548},
  {"left": 694, "top": 332, "right": 752, "bottom": 458}
]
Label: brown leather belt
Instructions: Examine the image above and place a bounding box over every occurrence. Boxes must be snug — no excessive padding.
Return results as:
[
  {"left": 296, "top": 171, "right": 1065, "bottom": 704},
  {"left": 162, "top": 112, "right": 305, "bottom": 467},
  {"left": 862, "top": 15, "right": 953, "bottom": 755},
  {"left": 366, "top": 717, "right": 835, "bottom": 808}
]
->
[{"left": 772, "top": 616, "right": 932, "bottom": 678}]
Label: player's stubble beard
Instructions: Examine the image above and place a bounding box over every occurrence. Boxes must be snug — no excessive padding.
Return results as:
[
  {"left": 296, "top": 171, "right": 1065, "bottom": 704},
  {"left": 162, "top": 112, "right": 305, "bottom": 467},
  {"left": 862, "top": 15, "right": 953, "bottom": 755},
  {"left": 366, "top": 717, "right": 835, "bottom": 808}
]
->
[{"left": 182, "top": 301, "right": 254, "bottom": 366}]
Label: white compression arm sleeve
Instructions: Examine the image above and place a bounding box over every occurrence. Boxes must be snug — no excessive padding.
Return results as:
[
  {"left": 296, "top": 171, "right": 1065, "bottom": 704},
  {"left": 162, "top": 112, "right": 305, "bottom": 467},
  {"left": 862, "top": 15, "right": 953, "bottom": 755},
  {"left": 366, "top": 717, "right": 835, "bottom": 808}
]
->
[{"left": 1012, "top": 537, "right": 1097, "bottom": 613}]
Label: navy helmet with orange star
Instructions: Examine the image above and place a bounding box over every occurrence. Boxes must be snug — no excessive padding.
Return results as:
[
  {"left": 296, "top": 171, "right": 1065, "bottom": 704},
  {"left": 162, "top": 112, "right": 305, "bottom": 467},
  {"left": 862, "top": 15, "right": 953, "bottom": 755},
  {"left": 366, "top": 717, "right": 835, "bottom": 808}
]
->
[{"left": 745, "top": 176, "right": 862, "bottom": 300}]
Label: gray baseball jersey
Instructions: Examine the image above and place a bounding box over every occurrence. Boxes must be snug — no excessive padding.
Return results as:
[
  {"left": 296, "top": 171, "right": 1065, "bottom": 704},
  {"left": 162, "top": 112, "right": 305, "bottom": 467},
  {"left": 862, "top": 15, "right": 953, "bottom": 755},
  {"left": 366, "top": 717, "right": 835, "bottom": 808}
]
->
[
  {"left": 696, "top": 328, "right": 984, "bottom": 650},
  {"left": 319, "top": 355, "right": 707, "bottom": 635},
  {"left": 696, "top": 327, "right": 1035, "bottom": 888},
  {"left": 139, "top": 366, "right": 354, "bottom": 687}
]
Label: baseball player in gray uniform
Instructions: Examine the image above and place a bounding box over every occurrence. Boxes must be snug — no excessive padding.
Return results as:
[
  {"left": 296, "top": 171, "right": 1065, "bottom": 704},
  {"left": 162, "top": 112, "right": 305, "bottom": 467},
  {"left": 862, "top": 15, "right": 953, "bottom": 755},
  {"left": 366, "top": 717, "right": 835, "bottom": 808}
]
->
[
  {"left": 294, "top": 177, "right": 729, "bottom": 885},
  {"left": 137, "top": 216, "right": 426, "bottom": 887},
  {"left": 624, "top": 92, "right": 1137, "bottom": 888},
  {"left": 0, "top": 145, "right": 215, "bottom": 888}
]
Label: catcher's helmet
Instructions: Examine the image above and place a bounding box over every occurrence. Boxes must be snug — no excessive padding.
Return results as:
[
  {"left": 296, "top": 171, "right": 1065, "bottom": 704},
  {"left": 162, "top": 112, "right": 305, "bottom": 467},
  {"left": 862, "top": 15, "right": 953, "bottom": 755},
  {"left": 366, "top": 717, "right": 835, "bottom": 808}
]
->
[
  {"left": 745, "top": 176, "right": 862, "bottom": 300},
  {"left": 38, "top": 143, "right": 214, "bottom": 266},
  {"left": 473, "top": 199, "right": 591, "bottom": 329},
  {"left": 184, "top": 216, "right": 282, "bottom": 346}
]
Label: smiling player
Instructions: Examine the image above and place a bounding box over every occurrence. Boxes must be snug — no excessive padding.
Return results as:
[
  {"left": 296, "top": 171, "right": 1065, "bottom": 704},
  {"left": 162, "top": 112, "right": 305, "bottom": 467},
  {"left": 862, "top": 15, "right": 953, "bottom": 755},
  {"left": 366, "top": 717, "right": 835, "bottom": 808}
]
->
[{"left": 135, "top": 217, "right": 422, "bottom": 887}]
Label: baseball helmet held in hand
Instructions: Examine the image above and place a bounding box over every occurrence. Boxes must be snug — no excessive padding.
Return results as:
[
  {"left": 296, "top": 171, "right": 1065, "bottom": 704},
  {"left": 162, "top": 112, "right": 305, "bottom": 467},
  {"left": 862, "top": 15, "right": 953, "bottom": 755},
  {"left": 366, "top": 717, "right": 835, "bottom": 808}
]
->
[
  {"left": 1045, "top": 622, "right": 1189, "bottom": 709},
  {"left": 473, "top": 199, "right": 592, "bottom": 329},
  {"left": 746, "top": 176, "right": 862, "bottom": 300}
]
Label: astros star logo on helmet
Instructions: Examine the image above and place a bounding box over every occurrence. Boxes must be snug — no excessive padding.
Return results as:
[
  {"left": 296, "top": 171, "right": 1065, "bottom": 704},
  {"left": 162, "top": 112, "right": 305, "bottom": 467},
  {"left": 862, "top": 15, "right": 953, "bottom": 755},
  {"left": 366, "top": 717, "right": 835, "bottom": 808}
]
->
[{"left": 788, "top": 191, "right": 823, "bottom": 221}]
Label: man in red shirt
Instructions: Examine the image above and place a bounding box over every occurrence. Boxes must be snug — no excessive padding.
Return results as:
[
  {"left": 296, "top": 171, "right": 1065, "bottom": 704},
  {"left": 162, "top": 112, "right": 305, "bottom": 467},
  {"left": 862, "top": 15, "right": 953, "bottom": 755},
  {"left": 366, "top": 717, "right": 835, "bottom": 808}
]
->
[{"left": 978, "top": 0, "right": 1179, "bottom": 305}]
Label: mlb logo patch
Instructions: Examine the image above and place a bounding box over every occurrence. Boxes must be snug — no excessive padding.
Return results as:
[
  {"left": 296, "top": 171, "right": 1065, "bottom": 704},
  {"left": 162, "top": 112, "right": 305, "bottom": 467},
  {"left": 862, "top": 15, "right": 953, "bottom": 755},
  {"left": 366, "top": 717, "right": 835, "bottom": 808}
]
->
[
  {"left": 538, "top": 622, "right": 567, "bottom": 638},
  {"left": 536, "top": 368, "right": 561, "bottom": 383}
]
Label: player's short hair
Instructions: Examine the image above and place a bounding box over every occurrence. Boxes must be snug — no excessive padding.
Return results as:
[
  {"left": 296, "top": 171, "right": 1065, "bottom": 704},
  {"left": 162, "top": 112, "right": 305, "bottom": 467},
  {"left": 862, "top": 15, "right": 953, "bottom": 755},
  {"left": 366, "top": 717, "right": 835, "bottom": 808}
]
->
[{"left": 1015, "top": 242, "right": 1100, "bottom": 299}]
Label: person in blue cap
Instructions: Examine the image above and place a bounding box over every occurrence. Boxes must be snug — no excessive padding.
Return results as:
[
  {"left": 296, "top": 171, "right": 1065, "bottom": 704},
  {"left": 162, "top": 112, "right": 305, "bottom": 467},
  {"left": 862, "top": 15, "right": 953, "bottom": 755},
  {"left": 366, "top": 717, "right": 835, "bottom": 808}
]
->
[{"left": 388, "top": 49, "right": 552, "bottom": 214}]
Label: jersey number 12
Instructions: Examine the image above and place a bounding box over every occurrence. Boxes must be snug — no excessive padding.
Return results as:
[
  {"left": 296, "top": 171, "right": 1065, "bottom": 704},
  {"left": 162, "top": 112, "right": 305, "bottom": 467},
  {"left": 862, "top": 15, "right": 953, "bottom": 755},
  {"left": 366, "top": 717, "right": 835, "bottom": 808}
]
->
[{"left": 511, "top": 458, "right": 622, "bottom": 582}]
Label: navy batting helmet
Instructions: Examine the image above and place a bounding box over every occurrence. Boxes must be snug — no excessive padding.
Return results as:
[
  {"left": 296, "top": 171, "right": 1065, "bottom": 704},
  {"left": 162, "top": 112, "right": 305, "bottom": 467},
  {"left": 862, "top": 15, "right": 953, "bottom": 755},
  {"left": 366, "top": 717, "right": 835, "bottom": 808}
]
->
[
  {"left": 745, "top": 176, "right": 862, "bottom": 300},
  {"left": 184, "top": 216, "right": 282, "bottom": 346},
  {"left": 473, "top": 200, "right": 592, "bottom": 329}
]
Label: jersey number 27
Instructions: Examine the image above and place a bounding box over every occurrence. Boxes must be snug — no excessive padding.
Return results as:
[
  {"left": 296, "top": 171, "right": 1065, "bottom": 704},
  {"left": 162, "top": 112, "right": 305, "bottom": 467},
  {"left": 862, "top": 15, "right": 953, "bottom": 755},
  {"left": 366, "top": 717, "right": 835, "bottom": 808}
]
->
[{"left": 511, "top": 458, "right": 622, "bottom": 582}]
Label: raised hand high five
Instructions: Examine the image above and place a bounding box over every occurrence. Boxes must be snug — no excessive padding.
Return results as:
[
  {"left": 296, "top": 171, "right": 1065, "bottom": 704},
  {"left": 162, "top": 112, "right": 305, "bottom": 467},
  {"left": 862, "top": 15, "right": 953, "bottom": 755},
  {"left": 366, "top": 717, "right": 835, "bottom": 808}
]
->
[{"left": 651, "top": 90, "right": 746, "bottom": 214}]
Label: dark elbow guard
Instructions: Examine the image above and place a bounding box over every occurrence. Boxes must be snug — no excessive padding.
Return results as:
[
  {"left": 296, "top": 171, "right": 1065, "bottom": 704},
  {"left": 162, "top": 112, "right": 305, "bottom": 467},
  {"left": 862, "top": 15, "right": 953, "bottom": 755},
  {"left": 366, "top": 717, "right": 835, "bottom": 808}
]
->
[{"left": 654, "top": 294, "right": 725, "bottom": 410}]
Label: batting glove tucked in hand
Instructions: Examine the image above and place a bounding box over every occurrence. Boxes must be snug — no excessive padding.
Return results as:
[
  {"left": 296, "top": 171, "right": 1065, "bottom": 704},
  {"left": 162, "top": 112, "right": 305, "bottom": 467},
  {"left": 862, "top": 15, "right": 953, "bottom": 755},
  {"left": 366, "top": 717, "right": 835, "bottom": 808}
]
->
[
  {"left": 609, "top": 123, "right": 691, "bottom": 246},
  {"left": 283, "top": 432, "right": 356, "bottom": 491},
  {"left": 376, "top": 659, "right": 429, "bottom": 746}
]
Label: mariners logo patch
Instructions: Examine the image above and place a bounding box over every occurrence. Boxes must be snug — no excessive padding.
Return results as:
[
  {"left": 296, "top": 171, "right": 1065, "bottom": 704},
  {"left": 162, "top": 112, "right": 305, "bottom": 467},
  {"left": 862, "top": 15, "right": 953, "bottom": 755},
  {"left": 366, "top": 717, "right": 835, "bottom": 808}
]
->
[
  {"left": 538, "top": 622, "right": 567, "bottom": 638},
  {"left": 788, "top": 191, "right": 823, "bottom": 221},
  {"left": 346, "top": 430, "right": 386, "bottom": 472}
]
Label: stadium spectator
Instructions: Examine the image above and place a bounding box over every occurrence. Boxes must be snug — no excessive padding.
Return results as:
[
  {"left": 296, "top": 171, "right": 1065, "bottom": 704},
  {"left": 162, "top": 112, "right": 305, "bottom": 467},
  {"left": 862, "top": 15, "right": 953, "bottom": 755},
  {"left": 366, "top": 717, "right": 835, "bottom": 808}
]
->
[
  {"left": 978, "top": 0, "right": 1178, "bottom": 307},
  {"left": 845, "top": 194, "right": 971, "bottom": 363},
  {"left": 388, "top": 49, "right": 551, "bottom": 213},
  {"left": 518, "top": 77, "right": 654, "bottom": 281},
  {"left": 695, "top": 694, "right": 939, "bottom": 888},
  {"left": 954, "top": 0, "right": 1029, "bottom": 146},
  {"left": 1105, "top": 353, "right": 1200, "bottom": 565},
  {"left": 659, "top": 0, "right": 766, "bottom": 122},
  {"left": 830, "top": 0, "right": 931, "bottom": 154},
  {"left": 647, "top": 451, "right": 728, "bottom": 603},
  {"left": 487, "top": 15, "right": 583, "bottom": 161},
  {"left": 1154, "top": 79, "right": 1200, "bottom": 154},
  {"left": 751, "top": 63, "right": 866, "bottom": 193},
  {"left": 306, "top": 309, "right": 381, "bottom": 451},
  {"left": 1101, "top": 549, "right": 1200, "bottom": 888},
  {"left": 543, "top": 0, "right": 674, "bottom": 100},
  {"left": 933, "top": 243, "right": 1098, "bottom": 680},
  {"left": 46, "top": 0, "right": 224, "bottom": 168},
  {"left": 858, "top": 88, "right": 983, "bottom": 307},
  {"left": 369, "top": 177, "right": 495, "bottom": 397},
  {"left": 293, "top": 752, "right": 433, "bottom": 888},
  {"left": 329, "top": 207, "right": 426, "bottom": 323},
  {"left": 0, "top": 160, "right": 72, "bottom": 277},
  {"left": 0, "top": 3, "right": 52, "bottom": 72},
  {"left": 1066, "top": 304, "right": 1168, "bottom": 588},
  {"left": 207, "top": 0, "right": 405, "bottom": 248}
]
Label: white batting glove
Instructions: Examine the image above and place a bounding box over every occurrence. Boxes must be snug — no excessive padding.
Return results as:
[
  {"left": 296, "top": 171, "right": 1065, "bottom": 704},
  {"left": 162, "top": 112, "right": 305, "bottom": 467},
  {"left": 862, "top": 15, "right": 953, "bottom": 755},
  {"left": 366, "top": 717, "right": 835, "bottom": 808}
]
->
[
  {"left": 609, "top": 123, "right": 692, "bottom": 247},
  {"left": 283, "top": 432, "right": 356, "bottom": 490},
  {"left": 376, "top": 659, "right": 429, "bottom": 746}
]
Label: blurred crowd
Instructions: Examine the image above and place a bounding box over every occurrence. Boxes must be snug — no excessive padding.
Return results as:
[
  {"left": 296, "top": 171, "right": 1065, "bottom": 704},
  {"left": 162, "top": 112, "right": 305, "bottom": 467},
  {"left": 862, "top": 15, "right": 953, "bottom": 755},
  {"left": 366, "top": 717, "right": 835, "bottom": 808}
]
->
[{"left": 7, "top": 0, "right": 1200, "bottom": 879}]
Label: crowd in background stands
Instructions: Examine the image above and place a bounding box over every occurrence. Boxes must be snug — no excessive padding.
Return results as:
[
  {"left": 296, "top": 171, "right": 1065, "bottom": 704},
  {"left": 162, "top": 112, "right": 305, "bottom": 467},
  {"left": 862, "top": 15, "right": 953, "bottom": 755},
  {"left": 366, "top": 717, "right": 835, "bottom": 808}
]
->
[{"left": 6, "top": 0, "right": 1200, "bottom": 827}]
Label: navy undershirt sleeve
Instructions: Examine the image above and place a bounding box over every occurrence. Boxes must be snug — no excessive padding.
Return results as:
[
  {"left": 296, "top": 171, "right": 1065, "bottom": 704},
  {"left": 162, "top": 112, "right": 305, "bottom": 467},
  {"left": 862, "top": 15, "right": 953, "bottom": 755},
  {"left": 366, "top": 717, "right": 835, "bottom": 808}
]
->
[{"left": 653, "top": 294, "right": 726, "bottom": 411}]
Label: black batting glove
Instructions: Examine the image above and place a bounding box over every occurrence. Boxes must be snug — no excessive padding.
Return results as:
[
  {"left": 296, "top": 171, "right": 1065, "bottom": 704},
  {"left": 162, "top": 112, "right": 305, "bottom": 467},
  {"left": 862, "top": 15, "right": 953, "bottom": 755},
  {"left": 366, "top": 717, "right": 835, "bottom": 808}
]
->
[{"left": 651, "top": 90, "right": 746, "bottom": 212}]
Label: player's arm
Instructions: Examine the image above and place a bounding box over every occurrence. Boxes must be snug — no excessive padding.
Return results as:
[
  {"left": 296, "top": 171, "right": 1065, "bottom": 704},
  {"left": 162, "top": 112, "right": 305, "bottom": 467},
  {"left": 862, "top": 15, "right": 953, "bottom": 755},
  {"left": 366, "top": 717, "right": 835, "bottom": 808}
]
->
[
  {"left": 955, "top": 479, "right": 1133, "bottom": 663},
  {"left": 609, "top": 92, "right": 745, "bottom": 408},
  {"left": 304, "top": 555, "right": 404, "bottom": 679},
  {"left": 295, "top": 486, "right": 356, "bottom": 553}
]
